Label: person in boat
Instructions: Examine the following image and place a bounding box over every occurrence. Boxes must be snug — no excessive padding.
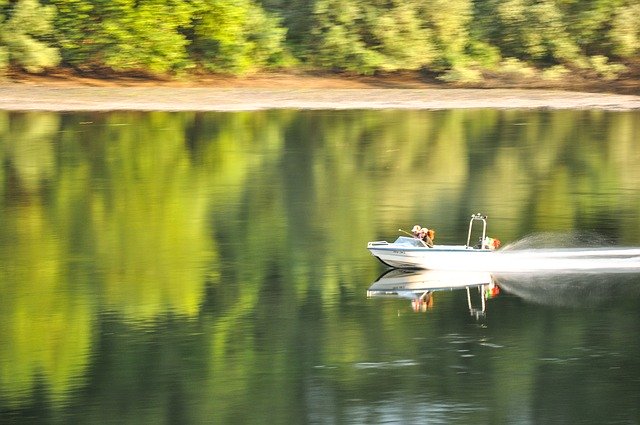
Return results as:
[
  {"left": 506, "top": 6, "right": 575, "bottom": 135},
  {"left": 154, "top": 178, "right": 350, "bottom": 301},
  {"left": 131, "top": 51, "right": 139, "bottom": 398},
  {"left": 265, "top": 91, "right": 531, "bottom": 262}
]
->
[
  {"left": 426, "top": 228, "right": 435, "bottom": 245},
  {"left": 483, "top": 236, "right": 501, "bottom": 250},
  {"left": 411, "top": 225, "right": 434, "bottom": 248}
]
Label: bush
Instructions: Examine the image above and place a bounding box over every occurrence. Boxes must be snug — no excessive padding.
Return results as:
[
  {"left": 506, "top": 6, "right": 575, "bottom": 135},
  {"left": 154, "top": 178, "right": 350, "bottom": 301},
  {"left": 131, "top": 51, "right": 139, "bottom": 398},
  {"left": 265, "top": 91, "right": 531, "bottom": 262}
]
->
[
  {"left": 588, "top": 55, "right": 627, "bottom": 81},
  {"left": 191, "top": 0, "right": 287, "bottom": 74},
  {"left": 0, "top": 46, "right": 8, "bottom": 74},
  {"left": 438, "top": 66, "right": 483, "bottom": 83},
  {"left": 466, "top": 41, "right": 501, "bottom": 69},
  {"left": 0, "top": 0, "right": 60, "bottom": 73},
  {"left": 541, "top": 65, "right": 570, "bottom": 82},
  {"left": 498, "top": 57, "right": 536, "bottom": 79}
]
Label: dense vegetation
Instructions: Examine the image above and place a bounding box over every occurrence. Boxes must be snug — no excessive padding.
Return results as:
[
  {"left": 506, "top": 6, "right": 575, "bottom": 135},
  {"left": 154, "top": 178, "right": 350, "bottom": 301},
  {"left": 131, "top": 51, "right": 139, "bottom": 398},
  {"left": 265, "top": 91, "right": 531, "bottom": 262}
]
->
[{"left": 0, "top": 0, "right": 638, "bottom": 81}]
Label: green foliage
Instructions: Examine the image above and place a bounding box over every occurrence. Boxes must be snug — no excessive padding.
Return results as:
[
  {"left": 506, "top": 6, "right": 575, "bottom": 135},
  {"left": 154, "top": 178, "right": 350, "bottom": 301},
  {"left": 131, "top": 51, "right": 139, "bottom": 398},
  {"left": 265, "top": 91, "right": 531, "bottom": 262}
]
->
[
  {"left": 48, "top": 0, "right": 97, "bottom": 68},
  {"left": 310, "top": 0, "right": 383, "bottom": 73},
  {"left": 541, "top": 64, "right": 570, "bottom": 81},
  {"left": 475, "top": 0, "right": 637, "bottom": 70},
  {"left": 417, "top": 0, "right": 473, "bottom": 69},
  {"left": 3, "top": 0, "right": 638, "bottom": 79},
  {"left": 437, "top": 65, "right": 483, "bottom": 83},
  {"left": 309, "top": 0, "right": 434, "bottom": 73},
  {"left": 466, "top": 40, "right": 502, "bottom": 69},
  {"left": 190, "top": 0, "right": 287, "bottom": 74},
  {"left": 0, "top": 0, "right": 60, "bottom": 73},
  {"left": 558, "top": 0, "right": 623, "bottom": 58},
  {"left": 0, "top": 46, "right": 8, "bottom": 73},
  {"left": 493, "top": 0, "right": 581, "bottom": 65},
  {"left": 498, "top": 57, "right": 536, "bottom": 79},
  {"left": 102, "top": 0, "right": 194, "bottom": 73},
  {"left": 609, "top": 3, "right": 640, "bottom": 58},
  {"left": 367, "top": 2, "right": 435, "bottom": 71},
  {"left": 588, "top": 55, "right": 627, "bottom": 80},
  {"left": 52, "top": 0, "right": 194, "bottom": 74}
]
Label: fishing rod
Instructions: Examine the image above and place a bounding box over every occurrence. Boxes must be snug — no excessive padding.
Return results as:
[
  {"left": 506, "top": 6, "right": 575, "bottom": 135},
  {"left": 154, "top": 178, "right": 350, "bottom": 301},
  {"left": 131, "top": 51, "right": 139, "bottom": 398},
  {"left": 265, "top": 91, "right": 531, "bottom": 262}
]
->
[
  {"left": 398, "top": 228, "right": 415, "bottom": 237},
  {"left": 399, "top": 228, "right": 430, "bottom": 247}
]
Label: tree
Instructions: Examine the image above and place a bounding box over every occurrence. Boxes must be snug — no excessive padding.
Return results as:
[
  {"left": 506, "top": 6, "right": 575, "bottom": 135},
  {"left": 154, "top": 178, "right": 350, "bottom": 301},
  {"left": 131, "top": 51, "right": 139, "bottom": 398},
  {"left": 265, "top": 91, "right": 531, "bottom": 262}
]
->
[
  {"left": 51, "top": 0, "right": 194, "bottom": 74},
  {"left": 489, "top": 0, "right": 580, "bottom": 64},
  {"left": 309, "top": 0, "right": 434, "bottom": 74},
  {"left": 609, "top": 2, "right": 640, "bottom": 58},
  {"left": 100, "top": 0, "right": 194, "bottom": 74},
  {"left": 189, "top": 0, "right": 287, "bottom": 74},
  {"left": 416, "top": 0, "right": 473, "bottom": 68},
  {"left": 0, "top": 0, "right": 60, "bottom": 73}
]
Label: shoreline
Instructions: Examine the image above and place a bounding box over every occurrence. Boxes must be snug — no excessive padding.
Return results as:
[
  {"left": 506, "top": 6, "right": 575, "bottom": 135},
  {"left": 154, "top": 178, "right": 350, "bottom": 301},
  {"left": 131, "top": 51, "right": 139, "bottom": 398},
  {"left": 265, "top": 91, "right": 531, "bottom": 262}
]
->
[{"left": 1, "top": 85, "right": 640, "bottom": 111}]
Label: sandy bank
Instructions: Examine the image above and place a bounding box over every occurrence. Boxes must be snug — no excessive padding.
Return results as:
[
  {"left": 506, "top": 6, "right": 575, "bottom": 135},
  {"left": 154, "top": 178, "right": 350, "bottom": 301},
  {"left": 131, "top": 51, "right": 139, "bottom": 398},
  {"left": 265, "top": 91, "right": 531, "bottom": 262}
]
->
[{"left": 1, "top": 85, "right": 639, "bottom": 111}]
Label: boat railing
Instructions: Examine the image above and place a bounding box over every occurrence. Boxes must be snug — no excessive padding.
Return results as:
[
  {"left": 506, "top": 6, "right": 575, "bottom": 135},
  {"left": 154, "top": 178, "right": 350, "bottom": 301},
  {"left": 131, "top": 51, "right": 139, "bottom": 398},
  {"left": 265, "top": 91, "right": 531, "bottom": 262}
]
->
[
  {"left": 466, "top": 213, "right": 488, "bottom": 248},
  {"left": 368, "top": 241, "right": 390, "bottom": 246}
]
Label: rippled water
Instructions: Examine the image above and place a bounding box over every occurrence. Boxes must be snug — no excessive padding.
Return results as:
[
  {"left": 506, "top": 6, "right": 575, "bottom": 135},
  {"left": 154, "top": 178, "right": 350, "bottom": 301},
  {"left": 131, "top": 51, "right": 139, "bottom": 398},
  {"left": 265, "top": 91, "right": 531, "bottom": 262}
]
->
[{"left": 0, "top": 109, "right": 639, "bottom": 424}]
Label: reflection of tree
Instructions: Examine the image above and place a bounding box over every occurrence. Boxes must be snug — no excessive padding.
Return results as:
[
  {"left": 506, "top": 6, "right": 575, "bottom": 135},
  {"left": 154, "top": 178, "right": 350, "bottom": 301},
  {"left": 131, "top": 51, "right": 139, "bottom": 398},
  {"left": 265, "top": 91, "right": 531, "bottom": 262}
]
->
[
  {"left": 0, "top": 112, "right": 58, "bottom": 194},
  {"left": 0, "top": 111, "right": 220, "bottom": 410},
  {"left": 83, "top": 113, "right": 215, "bottom": 320},
  {"left": 0, "top": 112, "right": 93, "bottom": 408},
  {"left": 1, "top": 109, "right": 640, "bottom": 420},
  {"left": 0, "top": 199, "right": 94, "bottom": 408},
  {"left": 193, "top": 109, "right": 640, "bottom": 422}
]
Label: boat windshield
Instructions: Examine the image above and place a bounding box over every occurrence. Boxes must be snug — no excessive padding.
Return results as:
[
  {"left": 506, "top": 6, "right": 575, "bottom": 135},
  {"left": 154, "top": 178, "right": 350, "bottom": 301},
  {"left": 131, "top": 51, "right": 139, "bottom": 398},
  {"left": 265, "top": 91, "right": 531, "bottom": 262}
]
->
[{"left": 393, "top": 236, "right": 426, "bottom": 247}]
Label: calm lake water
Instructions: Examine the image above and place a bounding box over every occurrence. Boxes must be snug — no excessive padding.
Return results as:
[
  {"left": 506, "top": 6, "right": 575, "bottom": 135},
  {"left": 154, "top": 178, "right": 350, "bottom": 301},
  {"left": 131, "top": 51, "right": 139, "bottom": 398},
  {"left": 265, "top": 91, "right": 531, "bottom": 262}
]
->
[{"left": 1, "top": 109, "right": 639, "bottom": 424}]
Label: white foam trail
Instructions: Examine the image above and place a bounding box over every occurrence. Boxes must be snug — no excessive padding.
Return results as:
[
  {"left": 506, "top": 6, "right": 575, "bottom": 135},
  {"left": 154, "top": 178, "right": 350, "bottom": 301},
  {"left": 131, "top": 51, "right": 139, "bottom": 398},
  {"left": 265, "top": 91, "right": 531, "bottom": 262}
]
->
[
  {"left": 460, "top": 248, "right": 640, "bottom": 273},
  {"left": 494, "top": 270, "right": 640, "bottom": 307},
  {"left": 507, "top": 247, "right": 640, "bottom": 258}
]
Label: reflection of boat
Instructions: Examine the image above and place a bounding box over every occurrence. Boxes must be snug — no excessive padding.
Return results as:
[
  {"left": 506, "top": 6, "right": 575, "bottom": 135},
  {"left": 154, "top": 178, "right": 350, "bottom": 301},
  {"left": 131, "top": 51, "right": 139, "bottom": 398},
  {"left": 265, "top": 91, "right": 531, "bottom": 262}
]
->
[
  {"left": 367, "top": 268, "right": 494, "bottom": 294},
  {"left": 368, "top": 213, "right": 640, "bottom": 272},
  {"left": 367, "top": 213, "right": 497, "bottom": 270},
  {"left": 367, "top": 269, "right": 499, "bottom": 317}
]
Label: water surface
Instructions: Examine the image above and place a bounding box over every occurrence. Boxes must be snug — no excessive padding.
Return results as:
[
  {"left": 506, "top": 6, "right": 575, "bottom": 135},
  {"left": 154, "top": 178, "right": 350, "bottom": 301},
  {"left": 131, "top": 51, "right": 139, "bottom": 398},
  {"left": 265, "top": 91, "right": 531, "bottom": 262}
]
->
[{"left": 1, "top": 109, "right": 639, "bottom": 424}]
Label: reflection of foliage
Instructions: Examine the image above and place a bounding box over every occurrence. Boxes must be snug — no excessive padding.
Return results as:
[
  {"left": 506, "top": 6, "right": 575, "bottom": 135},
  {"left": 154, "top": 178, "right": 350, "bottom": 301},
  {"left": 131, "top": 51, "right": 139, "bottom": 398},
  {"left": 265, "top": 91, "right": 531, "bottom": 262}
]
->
[
  {"left": 83, "top": 113, "right": 215, "bottom": 320},
  {"left": 1, "top": 109, "right": 640, "bottom": 418},
  {"left": 0, "top": 201, "right": 94, "bottom": 407},
  {"left": 0, "top": 113, "right": 93, "bottom": 407},
  {"left": 0, "top": 111, "right": 220, "bottom": 409},
  {"left": 0, "top": 112, "right": 58, "bottom": 193}
]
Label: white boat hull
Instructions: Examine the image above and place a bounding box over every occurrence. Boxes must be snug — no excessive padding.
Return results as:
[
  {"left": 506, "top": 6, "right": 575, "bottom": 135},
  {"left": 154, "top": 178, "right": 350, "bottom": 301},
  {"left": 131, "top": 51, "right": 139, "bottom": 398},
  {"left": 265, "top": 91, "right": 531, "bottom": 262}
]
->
[
  {"left": 367, "top": 239, "right": 640, "bottom": 272},
  {"left": 367, "top": 242, "right": 492, "bottom": 270}
]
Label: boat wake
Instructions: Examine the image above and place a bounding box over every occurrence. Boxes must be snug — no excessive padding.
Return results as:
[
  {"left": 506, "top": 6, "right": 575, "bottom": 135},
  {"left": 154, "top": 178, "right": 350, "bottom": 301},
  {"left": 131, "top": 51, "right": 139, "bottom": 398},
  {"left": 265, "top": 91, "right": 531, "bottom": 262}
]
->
[
  {"left": 485, "top": 232, "right": 640, "bottom": 306},
  {"left": 494, "top": 271, "right": 640, "bottom": 307},
  {"left": 500, "top": 231, "right": 614, "bottom": 251},
  {"left": 486, "top": 249, "right": 640, "bottom": 273},
  {"left": 467, "top": 231, "right": 640, "bottom": 274}
]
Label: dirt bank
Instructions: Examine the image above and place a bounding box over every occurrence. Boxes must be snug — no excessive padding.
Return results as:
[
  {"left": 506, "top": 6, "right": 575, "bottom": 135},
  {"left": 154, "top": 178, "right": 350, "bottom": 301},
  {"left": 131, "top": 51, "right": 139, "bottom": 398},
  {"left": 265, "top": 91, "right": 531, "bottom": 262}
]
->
[{"left": 1, "top": 72, "right": 639, "bottom": 111}]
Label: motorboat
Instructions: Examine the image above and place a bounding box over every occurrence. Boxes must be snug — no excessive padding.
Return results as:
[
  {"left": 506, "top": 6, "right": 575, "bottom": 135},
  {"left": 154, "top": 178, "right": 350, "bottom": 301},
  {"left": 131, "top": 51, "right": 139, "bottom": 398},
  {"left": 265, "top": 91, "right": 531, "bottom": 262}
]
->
[
  {"left": 367, "top": 213, "right": 497, "bottom": 270},
  {"left": 366, "top": 268, "right": 499, "bottom": 317},
  {"left": 367, "top": 213, "right": 640, "bottom": 272}
]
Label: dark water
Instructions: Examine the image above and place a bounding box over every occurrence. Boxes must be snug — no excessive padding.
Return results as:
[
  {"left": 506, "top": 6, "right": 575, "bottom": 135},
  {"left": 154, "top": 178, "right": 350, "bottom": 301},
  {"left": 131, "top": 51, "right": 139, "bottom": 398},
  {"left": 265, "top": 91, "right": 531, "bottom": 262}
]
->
[{"left": 1, "top": 109, "right": 639, "bottom": 424}]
